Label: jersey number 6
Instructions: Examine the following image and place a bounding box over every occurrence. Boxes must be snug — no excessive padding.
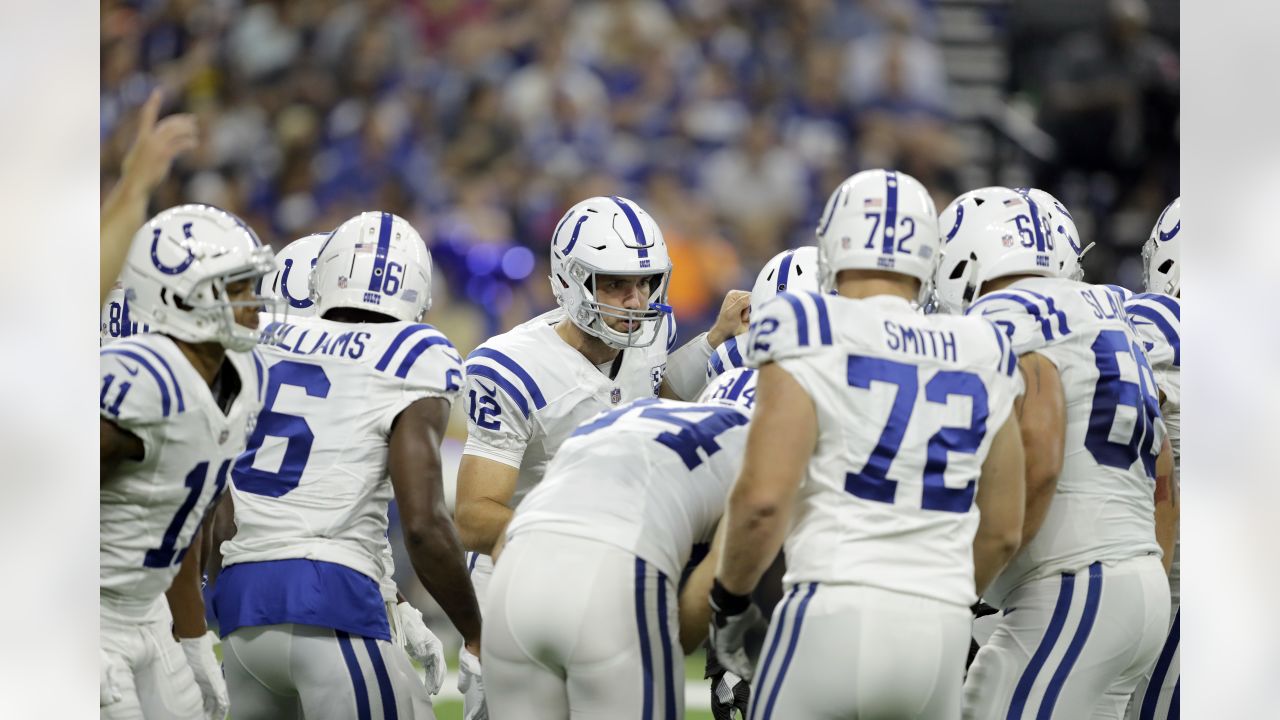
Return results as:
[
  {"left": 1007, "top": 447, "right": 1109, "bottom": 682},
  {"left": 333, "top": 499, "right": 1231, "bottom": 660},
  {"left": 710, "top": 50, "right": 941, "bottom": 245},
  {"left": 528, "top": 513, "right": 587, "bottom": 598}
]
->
[{"left": 233, "top": 361, "right": 331, "bottom": 497}]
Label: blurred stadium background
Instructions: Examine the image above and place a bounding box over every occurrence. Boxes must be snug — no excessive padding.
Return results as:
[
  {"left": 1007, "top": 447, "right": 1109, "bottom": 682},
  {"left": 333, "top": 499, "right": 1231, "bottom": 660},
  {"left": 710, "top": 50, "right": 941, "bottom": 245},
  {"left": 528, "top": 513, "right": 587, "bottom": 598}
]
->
[{"left": 101, "top": 0, "right": 1178, "bottom": 713}]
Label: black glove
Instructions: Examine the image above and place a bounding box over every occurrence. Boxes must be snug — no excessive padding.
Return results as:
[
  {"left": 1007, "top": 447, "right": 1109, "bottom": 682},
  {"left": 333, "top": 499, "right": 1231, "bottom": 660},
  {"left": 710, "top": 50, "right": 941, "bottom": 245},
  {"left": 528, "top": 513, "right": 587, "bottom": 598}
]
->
[{"left": 710, "top": 669, "right": 751, "bottom": 720}]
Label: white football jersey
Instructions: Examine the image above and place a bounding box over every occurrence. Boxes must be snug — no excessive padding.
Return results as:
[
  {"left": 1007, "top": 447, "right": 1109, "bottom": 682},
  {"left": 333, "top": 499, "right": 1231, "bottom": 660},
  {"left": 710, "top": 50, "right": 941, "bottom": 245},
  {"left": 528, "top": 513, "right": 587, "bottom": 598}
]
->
[
  {"left": 462, "top": 308, "right": 677, "bottom": 509},
  {"left": 1125, "top": 293, "right": 1180, "bottom": 463},
  {"left": 223, "top": 316, "right": 462, "bottom": 582},
  {"left": 706, "top": 331, "right": 748, "bottom": 382},
  {"left": 507, "top": 395, "right": 751, "bottom": 581},
  {"left": 746, "top": 291, "right": 1022, "bottom": 607},
  {"left": 968, "top": 277, "right": 1165, "bottom": 603},
  {"left": 101, "top": 334, "right": 262, "bottom": 623}
]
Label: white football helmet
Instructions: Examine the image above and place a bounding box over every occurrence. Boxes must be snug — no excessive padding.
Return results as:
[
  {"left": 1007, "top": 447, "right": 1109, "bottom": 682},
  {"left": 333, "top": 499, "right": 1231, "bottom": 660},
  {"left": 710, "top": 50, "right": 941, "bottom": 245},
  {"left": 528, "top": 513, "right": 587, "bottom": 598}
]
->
[
  {"left": 261, "top": 232, "right": 327, "bottom": 318},
  {"left": 750, "top": 246, "right": 821, "bottom": 313},
  {"left": 548, "top": 196, "right": 673, "bottom": 349},
  {"left": 1142, "top": 197, "right": 1180, "bottom": 296},
  {"left": 1014, "top": 187, "right": 1092, "bottom": 281},
  {"left": 119, "top": 204, "right": 276, "bottom": 352},
  {"left": 100, "top": 281, "right": 151, "bottom": 346},
  {"left": 695, "top": 366, "right": 759, "bottom": 416},
  {"left": 311, "top": 212, "right": 433, "bottom": 322},
  {"left": 934, "top": 186, "right": 1057, "bottom": 314},
  {"left": 814, "top": 169, "right": 940, "bottom": 305}
]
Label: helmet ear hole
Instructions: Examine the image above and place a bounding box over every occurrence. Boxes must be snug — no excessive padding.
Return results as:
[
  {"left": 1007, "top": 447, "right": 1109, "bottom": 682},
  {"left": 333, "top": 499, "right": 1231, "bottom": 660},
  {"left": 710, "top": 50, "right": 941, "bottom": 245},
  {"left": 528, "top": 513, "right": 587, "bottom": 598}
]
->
[
  {"left": 948, "top": 259, "right": 968, "bottom": 280},
  {"left": 1158, "top": 259, "right": 1174, "bottom": 274}
]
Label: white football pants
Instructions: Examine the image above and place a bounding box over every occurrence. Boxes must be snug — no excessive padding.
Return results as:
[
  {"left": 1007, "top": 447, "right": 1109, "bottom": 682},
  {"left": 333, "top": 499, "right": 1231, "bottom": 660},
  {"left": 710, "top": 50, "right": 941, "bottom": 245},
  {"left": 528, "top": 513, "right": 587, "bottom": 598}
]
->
[
  {"left": 747, "top": 582, "right": 971, "bottom": 720},
  {"left": 223, "top": 623, "right": 434, "bottom": 719},
  {"left": 965, "top": 555, "right": 1170, "bottom": 719},
  {"left": 483, "top": 532, "right": 684, "bottom": 719},
  {"left": 100, "top": 606, "right": 203, "bottom": 719},
  {"left": 1127, "top": 542, "right": 1180, "bottom": 720}
]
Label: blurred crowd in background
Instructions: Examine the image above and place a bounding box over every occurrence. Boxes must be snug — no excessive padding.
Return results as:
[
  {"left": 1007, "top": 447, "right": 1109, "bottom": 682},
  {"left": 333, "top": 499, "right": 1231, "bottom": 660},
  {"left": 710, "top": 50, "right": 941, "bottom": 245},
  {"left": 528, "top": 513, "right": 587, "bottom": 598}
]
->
[{"left": 101, "top": 0, "right": 1179, "bottom": 355}]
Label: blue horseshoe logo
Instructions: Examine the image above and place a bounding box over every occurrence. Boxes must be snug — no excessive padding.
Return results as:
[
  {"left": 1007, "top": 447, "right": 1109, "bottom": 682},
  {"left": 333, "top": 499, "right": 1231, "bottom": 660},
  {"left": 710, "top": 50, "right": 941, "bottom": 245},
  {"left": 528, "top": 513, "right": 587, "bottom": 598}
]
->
[
  {"left": 279, "top": 258, "right": 315, "bottom": 309},
  {"left": 150, "top": 222, "right": 196, "bottom": 275},
  {"left": 1061, "top": 224, "right": 1083, "bottom": 255},
  {"left": 944, "top": 204, "right": 965, "bottom": 242},
  {"left": 1155, "top": 203, "right": 1180, "bottom": 242}
]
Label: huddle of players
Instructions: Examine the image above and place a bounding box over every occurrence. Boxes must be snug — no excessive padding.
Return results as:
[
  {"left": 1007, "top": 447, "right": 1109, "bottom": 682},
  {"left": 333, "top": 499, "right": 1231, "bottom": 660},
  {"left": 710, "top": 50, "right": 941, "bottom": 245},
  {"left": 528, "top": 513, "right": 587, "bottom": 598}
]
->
[{"left": 99, "top": 170, "right": 1181, "bottom": 720}]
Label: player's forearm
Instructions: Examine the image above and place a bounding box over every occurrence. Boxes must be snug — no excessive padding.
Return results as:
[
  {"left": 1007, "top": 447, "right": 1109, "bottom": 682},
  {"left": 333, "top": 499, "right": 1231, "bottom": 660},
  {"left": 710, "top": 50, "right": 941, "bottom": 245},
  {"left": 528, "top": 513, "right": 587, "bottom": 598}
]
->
[
  {"left": 402, "top": 512, "right": 483, "bottom": 646},
  {"left": 678, "top": 558, "right": 717, "bottom": 653},
  {"left": 972, "top": 531, "right": 1020, "bottom": 598},
  {"left": 100, "top": 177, "right": 149, "bottom": 304},
  {"left": 717, "top": 486, "right": 790, "bottom": 595},
  {"left": 455, "top": 497, "right": 514, "bottom": 554},
  {"left": 165, "top": 531, "right": 208, "bottom": 639},
  {"left": 1019, "top": 439, "right": 1062, "bottom": 545}
]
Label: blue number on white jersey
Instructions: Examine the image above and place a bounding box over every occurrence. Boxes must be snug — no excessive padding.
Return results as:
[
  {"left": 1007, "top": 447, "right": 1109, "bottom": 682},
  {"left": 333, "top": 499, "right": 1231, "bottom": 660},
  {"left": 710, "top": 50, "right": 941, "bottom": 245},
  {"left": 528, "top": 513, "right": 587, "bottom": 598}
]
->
[
  {"left": 572, "top": 399, "right": 747, "bottom": 471},
  {"left": 233, "top": 360, "right": 331, "bottom": 497},
  {"left": 842, "top": 356, "right": 989, "bottom": 513}
]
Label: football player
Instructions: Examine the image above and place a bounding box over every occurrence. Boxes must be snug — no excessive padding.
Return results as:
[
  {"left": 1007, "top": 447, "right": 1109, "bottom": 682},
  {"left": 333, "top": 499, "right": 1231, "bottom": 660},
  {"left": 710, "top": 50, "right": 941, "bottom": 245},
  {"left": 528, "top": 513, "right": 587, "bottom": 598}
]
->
[
  {"left": 935, "top": 186, "right": 1173, "bottom": 719},
  {"left": 1125, "top": 197, "right": 1182, "bottom": 720},
  {"left": 100, "top": 204, "right": 275, "bottom": 719},
  {"left": 483, "top": 367, "right": 758, "bottom": 719},
  {"left": 710, "top": 170, "right": 1027, "bottom": 719},
  {"left": 706, "top": 246, "right": 821, "bottom": 384},
  {"left": 453, "top": 195, "right": 749, "bottom": 715},
  {"left": 213, "top": 212, "right": 481, "bottom": 719}
]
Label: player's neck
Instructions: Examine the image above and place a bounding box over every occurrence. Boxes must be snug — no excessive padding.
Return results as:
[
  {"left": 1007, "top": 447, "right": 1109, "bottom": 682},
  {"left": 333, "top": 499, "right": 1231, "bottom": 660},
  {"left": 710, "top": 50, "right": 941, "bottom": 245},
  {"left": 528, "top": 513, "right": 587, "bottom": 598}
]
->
[
  {"left": 835, "top": 270, "right": 918, "bottom": 301},
  {"left": 981, "top": 274, "right": 1038, "bottom": 296},
  {"left": 555, "top": 318, "right": 621, "bottom": 366},
  {"left": 171, "top": 337, "right": 227, "bottom": 387}
]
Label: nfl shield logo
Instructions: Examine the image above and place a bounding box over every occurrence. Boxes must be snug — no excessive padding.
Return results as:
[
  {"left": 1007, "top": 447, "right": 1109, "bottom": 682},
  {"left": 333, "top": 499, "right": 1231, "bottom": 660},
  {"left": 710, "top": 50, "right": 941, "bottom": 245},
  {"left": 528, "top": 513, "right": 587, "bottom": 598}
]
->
[
  {"left": 610, "top": 388, "right": 622, "bottom": 404},
  {"left": 338, "top": 275, "right": 348, "bottom": 288},
  {"left": 1002, "top": 233, "right": 1015, "bottom": 248},
  {"left": 218, "top": 428, "right": 230, "bottom": 445}
]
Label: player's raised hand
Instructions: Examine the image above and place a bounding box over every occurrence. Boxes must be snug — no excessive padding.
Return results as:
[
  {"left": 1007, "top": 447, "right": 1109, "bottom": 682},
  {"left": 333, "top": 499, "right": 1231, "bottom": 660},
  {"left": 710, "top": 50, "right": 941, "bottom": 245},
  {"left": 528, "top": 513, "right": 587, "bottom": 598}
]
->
[
  {"left": 708, "top": 289, "right": 751, "bottom": 348},
  {"left": 119, "top": 88, "right": 199, "bottom": 196}
]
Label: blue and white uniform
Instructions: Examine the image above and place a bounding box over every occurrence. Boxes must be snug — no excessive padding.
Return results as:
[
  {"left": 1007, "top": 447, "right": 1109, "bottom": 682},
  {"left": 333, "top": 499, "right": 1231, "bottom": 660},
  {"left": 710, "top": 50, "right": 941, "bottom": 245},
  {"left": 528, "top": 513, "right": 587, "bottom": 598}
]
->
[
  {"left": 215, "top": 317, "right": 461, "bottom": 720},
  {"left": 100, "top": 335, "right": 261, "bottom": 719},
  {"left": 744, "top": 290, "right": 1023, "bottom": 720},
  {"left": 1125, "top": 292, "right": 1181, "bottom": 720},
  {"left": 963, "top": 278, "right": 1171, "bottom": 720},
  {"left": 484, "top": 370, "right": 756, "bottom": 720}
]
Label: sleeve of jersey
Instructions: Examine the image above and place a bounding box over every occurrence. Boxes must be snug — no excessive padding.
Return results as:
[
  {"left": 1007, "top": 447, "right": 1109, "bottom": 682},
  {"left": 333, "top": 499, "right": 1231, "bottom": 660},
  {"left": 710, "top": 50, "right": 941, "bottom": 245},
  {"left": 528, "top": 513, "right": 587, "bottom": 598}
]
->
[
  {"left": 461, "top": 346, "right": 539, "bottom": 468},
  {"left": 373, "top": 325, "right": 465, "bottom": 432},
  {"left": 965, "top": 289, "right": 1067, "bottom": 356},
  {"left": 1125, "top": 293, "right": 1181, "bottom": 371},
  {"left": 99, "top": 343, "right": 176, "bottom": 452},
  {"left": 743, "top": 292, "right": 835, "bottom": 367}
]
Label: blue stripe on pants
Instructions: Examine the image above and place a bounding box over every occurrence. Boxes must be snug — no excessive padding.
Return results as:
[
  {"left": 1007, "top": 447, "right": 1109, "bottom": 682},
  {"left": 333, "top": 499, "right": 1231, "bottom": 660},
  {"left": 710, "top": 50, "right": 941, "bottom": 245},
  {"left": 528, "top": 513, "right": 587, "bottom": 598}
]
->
[
  {"left": 1007, "top": 573, "right": 1076, "bottom": 719},
  {"left": 749, "top": 586, "right": 800, "bottom": 720},
  {"left": 634, "top": 558, "right": 653, "bottom": 720},
  {"left": 1141, "top": 609, "right": 1180, "bottom": 720},
  {"left": 362, "top": 637, "right": 397, "bottom": 720},
  {"left": 1038, "top": 563, "right": 1103, "bottom": 718},
  {"left": 655, "top": 569, "right": 676, "bottom": 720},
  {"left": 759, "top": 583, "right": 818, "bottom": 720},
  {"left": 335, "top": 630, "right": 371, "bottom": 720}
]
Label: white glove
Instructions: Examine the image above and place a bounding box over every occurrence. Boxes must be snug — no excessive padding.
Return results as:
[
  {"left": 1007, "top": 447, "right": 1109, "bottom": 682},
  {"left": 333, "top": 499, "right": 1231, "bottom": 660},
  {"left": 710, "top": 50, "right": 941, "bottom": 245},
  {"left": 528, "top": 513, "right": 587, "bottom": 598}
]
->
[
  {"left": 709, "top": 582, "right": 768, "bottom": 682},
  {"left": 393, "top": 601, "right": 446, "bottom": 695},
  {"left": 457, "top": 646, "right": 489, "bottom": 720},
  {"left": 100, "top": 649, "right": 123, "bottom": 706},
  {"left": 180, "top": 632, "right": 230, "bottom": 720}
]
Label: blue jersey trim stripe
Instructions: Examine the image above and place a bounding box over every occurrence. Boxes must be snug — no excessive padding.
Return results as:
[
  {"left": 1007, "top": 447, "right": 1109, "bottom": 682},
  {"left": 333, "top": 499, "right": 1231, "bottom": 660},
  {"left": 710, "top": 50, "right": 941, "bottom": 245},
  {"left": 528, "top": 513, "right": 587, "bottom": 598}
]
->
[
  {"left": 1020, "top": 290, "right": 1070, "bottom": 336},
  {"left": 1104, "top": 284, "right": 1134, "bottom": 302},
  {"left": 469, "top": 348, "right": 547, "bottom": 409},
  {"left": 368, "top": 212, "right": 393, "bottom": 292},
  {"left": 972, "top": 291, "right": 1054, "bottom": 341},
  {"left": 464, "top": 364, "right": 531, "bottom": 418},
  {"left": 466, "top": 551, "right": 479, "bottom": 575},
  {"left": 883, "top": 171, "right": 899, "bottom": 254},
  {"left": 990, "top": 322, "right": 1016, "bottom": 376},
  {"left": 362, "top": 636, "right": 398, "bottom": 720},
  {"left": 376, "top": 325, "right": 439, "bottom": 371},
  {"left": 654, "top": 569, "right": 676, "bottom": 720},
  {"left": 707, "top": 349, "right": 726, "bottom": 378},
  {"left": 611, "top": 196, "right": 649, "bottom": 258},
  {"left": 779, "top": 293, "right": 810, "bottom": 347},
  {"left": 101, "top": 348, "right": 171, "bottom": 417},
  {"left": 634, "top": 557, "right": 654, "bottom": 720},
  {"left": 806, "top": 292, "right": 833, "bottom": 345},
  {"left": 725, "top": 335, "right": 744, "bottom": 368},
  {"left": 776, "top": 250, "right": 795, "bottom": 293},
  {"left": 1038, "top": 563, "right": 1103, "bottom": 719},
  {"left": 1139, "top": 292, "right": 1180, "bottom": 320},
  {"left": 1007, "top": 572, "right": 1075, "bottom": 719},
  {"left": 395, "top": 334, "right": 454, "bottom": 379},
  {"left": 1127, "top": 304, "right": 1181, "bottom": 367},
  {"left": 563, "top": 215, "right": 588, "bottom": 256},
  {"left": 335, "top": 631, "right": 372, "bottom": 720},
  {"left": 760, "top": 583, "right": 818, "bottom": 720},
  {"left": 1140, "top": 609, "right": 1180, "bottom": 720},
  {"left": 121, "top": 341, "right": 186, "bottom": 413},
  {"left": 251, "top": 349, "right": 265, "bottom": 400},
  {"left": 749, "top": 585, "right": 800, "bottom": 720}
]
